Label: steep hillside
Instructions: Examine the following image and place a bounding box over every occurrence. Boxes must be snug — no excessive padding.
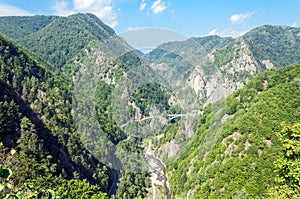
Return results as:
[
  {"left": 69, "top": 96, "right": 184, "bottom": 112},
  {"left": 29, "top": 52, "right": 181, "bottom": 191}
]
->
[
  {"left": 0, "top": 33, "right": 111, "bottom": 197},
  {"left": 186, "top": 25, "right": 300, "bottom": 106},
  {"left": 168, "top": 63, "right": 300, "bottom": 198},
  {"left": 0, "top": 13, "right": 151, "bottom": 199},
  {"left": 244, "top": 25, "right": 300, "bottom": 67},
  {"left": 143, "top": 25, "right": 300, "bottom": 114},
  {"left": 147, "top": 25, "right": 300, "bottom": 170}
]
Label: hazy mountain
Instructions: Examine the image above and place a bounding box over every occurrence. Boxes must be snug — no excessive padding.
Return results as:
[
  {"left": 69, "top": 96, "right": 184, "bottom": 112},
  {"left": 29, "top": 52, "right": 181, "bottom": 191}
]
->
[{"left": 144, "top": 35, "right": 234, "bottom": 74}]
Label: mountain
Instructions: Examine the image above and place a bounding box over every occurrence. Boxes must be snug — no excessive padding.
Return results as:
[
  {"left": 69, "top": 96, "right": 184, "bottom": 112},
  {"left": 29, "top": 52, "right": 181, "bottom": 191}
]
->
[
  {"left": 0, "top": 15, "right": 59, "bottom": 41},
  {"left": 143, "top": 25, "right": 300, "bottom": 120},
  {"left": 0, "top": 13, "right": 149, "bottom": 199},
  {"left": 167, "top": 62, "right": 300, "bottom": 198},
  {"left": 147, "top": 25, "right": 300, "bottom": 161},
  {"left": 243, "top": 25, "right": 300, "bottom": 67},
  {"left": 144, "top": 35, "right": 234, "bottom": 74},
  {"left": 1, "top": 13, "right": 300, "bottom": 199},
  {"left": 143, "top": 25, "right": 300, "bottom": 198},
  {"left": 0, "top": 13, "right": 116, "bottom": 70},
  {"left": 183, "top": 25, "right": 300, "bottom": 106},
  {"left": 0, "top": 33, "right": 109, "bottom": 197}
]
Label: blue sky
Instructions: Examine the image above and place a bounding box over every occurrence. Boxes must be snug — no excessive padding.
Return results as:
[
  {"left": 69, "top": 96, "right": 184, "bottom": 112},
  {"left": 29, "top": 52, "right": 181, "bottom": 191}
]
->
[{"left": 0, "top": 0, "right": 299, "bottom": 38}]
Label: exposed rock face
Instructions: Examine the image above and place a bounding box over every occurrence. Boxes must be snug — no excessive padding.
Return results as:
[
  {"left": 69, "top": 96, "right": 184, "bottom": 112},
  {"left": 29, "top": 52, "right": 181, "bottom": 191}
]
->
[
  {"left": 262, "top": 59, "right": 274, "bottom": 69},
  {"left": 188, "top": 66, "right": 206, "bottom": 98},
  {"left": 188, "top": 38, "right": 262, "bottom": 105}
]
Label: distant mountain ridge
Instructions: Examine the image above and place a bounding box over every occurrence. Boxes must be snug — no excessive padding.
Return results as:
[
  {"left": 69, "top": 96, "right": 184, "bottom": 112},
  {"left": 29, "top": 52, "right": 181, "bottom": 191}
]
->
[{"left": 0, "top": 15, "right": 59, "bottom": 41}]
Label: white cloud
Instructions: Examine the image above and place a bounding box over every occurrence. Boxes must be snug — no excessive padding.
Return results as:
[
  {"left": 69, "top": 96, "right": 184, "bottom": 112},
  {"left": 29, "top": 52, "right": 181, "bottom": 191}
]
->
[
  {"left": 206, "top": 29, "right": 221, "bottom": 36},
  {"left": 0, "top": 3, "right": 32, "bottom": 16},
  {"left": 53, "top": 1, "right": 74, "bottom": 16},
  {"left": 73, "top": 0, "right": 118, "bottom": 28},
  {"left": 51, "top": 0, "right": 118, "bottom": 28},
  {"left": 230, "top": 11, "right": 255, "bottom": 24},
  {"left": 139, "top": 0, "right": 147, "bottom": 11},
  {"left": 151, "top": 0, "right": 169, "bottom": 14},
  {"left": 291, "top": 22, "right": 298, "bottom": 27},
  {"left": 206, "top": 28, "right": 248, "bottom": 38}
]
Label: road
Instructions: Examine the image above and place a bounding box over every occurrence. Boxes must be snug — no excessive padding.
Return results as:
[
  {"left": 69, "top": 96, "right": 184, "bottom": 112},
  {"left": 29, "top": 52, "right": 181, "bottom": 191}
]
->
[{"left": 120, "top": 110, "right": 200, "bottom": 128}]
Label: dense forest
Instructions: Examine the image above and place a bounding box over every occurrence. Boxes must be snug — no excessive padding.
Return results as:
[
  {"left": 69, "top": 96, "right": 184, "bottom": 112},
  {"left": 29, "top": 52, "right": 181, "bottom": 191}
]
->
[
  {"left": 0, "top": 13, "right": 300, "bottom": 199},
  {"left": 0, "top": 14, "right": 148, "bottom": 198},
  {"left": 168, "top": 63, "right": 300, "bottom": 198},
  {"left": 0, "top": 33, "right": 109, "bottom": 197}
]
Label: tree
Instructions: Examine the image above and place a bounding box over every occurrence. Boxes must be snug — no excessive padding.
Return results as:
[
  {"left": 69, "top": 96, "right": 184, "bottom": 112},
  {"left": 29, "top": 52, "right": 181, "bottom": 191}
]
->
[{"left": 269, "top": 122, "right": 300, "bottom": 198}]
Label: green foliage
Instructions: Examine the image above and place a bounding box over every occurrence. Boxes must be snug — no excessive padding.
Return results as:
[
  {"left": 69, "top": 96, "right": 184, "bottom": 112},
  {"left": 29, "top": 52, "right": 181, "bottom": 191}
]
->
[
  {"left": 0, "top": 166, "right": 12, "bottom": 179},
  {"left": 269, "top": 122, "right": 300, "bottom": 198},
  {"left": 95, "top": 80, "right": 124, "bottom": 144},
  {"left": 0, "top": 33, "right": 112, "bottom": 196},
  {"left": 213, "top": 43, "right": 235, "bottom": 68},
  {"left": 0, "top": 163, "right": 107, "bottom": 199},
  {"left": 0, "top": 16, "right": 58, "bottom": 42},
  {"left": 225, "top": 95, "right": 240, "bottom": 115},
  {"left": 244, "top": 25, "right": 300, "bottom": 67},
  {"left": 168, "top": 63, "right": 300, "bottom": 198},
  {"left": 114, "top": 51, "right": 143, "bottom": 71},
  {"left": 144, "top": 48, "right": 193, "bottom": 74},
  {"left": 131, "top": 83, "right": 170, "bottom": 116},
  {"left": 114, "top": 172, "right": 150, "bottom": 199},
  {"left": 27, "top": 176, "right": 107, "bottom": 199}
]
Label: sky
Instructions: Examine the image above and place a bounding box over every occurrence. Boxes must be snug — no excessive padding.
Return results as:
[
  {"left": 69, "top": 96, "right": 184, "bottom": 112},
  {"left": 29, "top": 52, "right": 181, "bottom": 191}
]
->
[{"left": 0, "top": 0, "right": 299, "bottom": 39}]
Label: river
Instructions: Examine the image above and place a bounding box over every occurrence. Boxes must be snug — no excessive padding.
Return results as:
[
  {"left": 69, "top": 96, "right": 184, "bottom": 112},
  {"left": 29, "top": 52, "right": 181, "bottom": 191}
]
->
[
  {"left": 108, "top": 149, "right": 120, "bottom": 198},
  {"left": 145, "top": 139, "right": 171, "bottom": 199}
]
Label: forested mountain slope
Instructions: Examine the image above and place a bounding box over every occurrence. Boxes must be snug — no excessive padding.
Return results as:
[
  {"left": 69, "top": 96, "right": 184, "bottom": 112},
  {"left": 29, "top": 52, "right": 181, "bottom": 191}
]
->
[
  {"left": 0, "top": 13, "right": 149, "bottom": 199},
  {"left": 243, "top": 25, "right": 300, "bottom": 67},
  {"left": 0, "top": 15, "right": 58, "bottom": 41},
  {"left": 168, "top": 63, "right": 300, "bottom": 198},
  {"left": 146, "top": 25, "right": 300, "bottom": 169},
  {"left": 0, "top": 33, "right": 110, "bottom": 197}
]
